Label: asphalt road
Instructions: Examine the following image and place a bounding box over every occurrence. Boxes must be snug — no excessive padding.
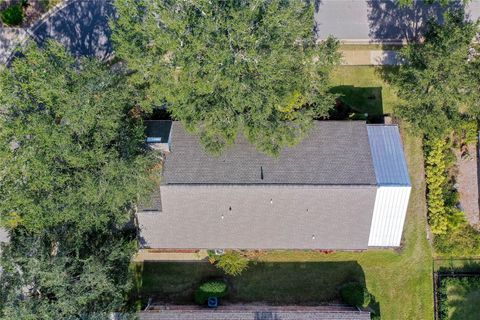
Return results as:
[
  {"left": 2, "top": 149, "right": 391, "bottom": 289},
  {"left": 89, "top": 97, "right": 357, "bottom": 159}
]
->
[
  {"left": 32, "top": 0, "right": 115, "bottom": 60},
  {"left": 315, "top": 0, "right": 480, "bottom": 43}
]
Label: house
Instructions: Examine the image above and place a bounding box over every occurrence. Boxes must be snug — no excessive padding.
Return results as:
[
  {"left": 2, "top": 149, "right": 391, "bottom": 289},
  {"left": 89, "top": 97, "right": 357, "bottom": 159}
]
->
[
  {"left": 137, "top": 120, "right": 411, "bottom": 252},
  {"left": 138, "top": 305, "right": 371, "bottom": 320},
  {"left": 315, "top": 0, "right": 480, "bottom": 44}
]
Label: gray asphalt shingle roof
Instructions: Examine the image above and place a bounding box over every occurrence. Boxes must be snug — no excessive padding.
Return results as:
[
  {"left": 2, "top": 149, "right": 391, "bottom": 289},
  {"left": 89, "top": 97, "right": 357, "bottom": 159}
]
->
[
  {"left": 138, "top": 184, "right": 376, "bottom": 250},
  {"left": 163, "top": 121, "right": 377, "bottom": 186}
]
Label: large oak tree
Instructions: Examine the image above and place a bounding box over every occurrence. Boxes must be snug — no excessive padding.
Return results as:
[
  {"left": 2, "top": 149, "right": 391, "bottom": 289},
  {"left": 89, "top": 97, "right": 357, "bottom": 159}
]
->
[
  {"left": 0, "top": 42, "right": 159, "bottom": 319},
  {"left": 391, "top": 9, "right": 479, "bottom": 137},
  {"left": 112, "top": 0, "right": 340, "bottom": 156}
]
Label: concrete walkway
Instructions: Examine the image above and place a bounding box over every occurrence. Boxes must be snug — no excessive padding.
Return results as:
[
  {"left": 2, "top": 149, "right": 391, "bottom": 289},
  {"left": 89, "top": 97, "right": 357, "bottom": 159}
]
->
[
  {"left": 340, "top": 49, "right": 401, "bottom": 66},
  {"left": 133, "top": 249, "right": 209, "bottom": 262}
]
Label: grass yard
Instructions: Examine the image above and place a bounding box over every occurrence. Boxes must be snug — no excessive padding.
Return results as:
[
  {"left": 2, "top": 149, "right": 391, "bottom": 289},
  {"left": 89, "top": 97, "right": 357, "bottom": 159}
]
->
[
  {"left": 330, "top": 66, "right": 403, "bottom": 116},
  {"left": 439, "top": 276, "right": 480, "bottom": 320},
  {"left": 132, "top": 66, "right": 434, "bottom": 319}
]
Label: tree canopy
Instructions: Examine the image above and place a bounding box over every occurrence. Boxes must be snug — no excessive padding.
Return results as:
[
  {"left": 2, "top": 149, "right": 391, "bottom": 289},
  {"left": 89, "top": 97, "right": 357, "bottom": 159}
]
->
[
  {"left": 0, "top": 42, "right": 159, "bottom": 234},
  {"left": 0, "top": 42, "right": 160, "bottom": 318},
  {"left": 391, "top": 9, "right": 480, "bottom": 137},
  {"left": 0, "top": 228, "right": 137, "bottom": 319},
  {"left": 112, "top": 0, "right": 339, "bottom": 156}
]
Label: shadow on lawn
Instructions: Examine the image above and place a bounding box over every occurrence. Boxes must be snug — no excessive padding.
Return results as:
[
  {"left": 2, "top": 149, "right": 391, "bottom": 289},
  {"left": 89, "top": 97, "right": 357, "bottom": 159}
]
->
[
  {"left": 328, "top": 86, "right": 385, "bottom": 123},
  {"left": 131, "top": 260, "right": 380, "bottom": 316},
  {"left": 447, "top": 281, "right": 480, "bottom": 320}
]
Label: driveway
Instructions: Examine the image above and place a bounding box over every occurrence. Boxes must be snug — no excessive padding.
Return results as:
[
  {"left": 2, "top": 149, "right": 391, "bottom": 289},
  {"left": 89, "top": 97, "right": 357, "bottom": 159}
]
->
[
  {"left": 31, "top": 0, "right": 115, "bottom": 60},
  {"left": 315, "top": 0, "right": 480, "bottom": 44}
]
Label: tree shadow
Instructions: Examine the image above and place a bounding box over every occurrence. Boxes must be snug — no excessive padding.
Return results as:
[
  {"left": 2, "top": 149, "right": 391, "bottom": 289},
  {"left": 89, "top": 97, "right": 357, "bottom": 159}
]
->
[
  {"left": 132, "top": 260, "right": 380, "bottom": 317},
  {"left": 437, "top": 261, "right": 480, "bottom": 273},
  {"left": 367, "top": 0, "right": 463, "bottom": 44},
  {"left": 32, "top": 0, "right": 115, "bottom": 60},
  {"left": 442, "top": 276, "right": 480, "bottom": 320},
  {"left": 328, "top": 86, "right": 384, "bottom": 123}
]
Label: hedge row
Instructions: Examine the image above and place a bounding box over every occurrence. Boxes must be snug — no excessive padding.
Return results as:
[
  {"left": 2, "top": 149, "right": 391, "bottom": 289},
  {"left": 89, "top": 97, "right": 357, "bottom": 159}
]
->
[
  {"left": 425, "top": 138, "right": 450, "bottom": 234},
  {"left": 424, "top": 138, "right": 465, "bottom": 235}
]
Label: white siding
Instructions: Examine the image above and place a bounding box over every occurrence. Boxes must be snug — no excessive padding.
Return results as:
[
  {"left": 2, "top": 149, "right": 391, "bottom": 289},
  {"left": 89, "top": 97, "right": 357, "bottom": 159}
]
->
[{"left": 368, "top": 186, "right": 411, "bottom": 247}]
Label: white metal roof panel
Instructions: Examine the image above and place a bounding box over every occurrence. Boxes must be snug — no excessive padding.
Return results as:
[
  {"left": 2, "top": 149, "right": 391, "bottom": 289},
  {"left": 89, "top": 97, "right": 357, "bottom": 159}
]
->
[{"left": 367, "top": 125, "right": 410, "bottom": 186}]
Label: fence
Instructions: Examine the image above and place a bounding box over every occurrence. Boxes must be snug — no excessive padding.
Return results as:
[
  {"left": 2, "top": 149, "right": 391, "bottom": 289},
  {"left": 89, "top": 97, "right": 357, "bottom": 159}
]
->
[{"left": 432, "top": 258, "right": 480, "bottom": 320}]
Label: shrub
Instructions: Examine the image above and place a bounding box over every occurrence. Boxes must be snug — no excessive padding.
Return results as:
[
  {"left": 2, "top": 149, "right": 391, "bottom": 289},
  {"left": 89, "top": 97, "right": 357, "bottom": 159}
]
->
[
  {"left": 215, "top": 251, "right": 249, "bottom": 276},
  {"left": 194, "top": 280, "right": 228, "bottom": 305},
  {"left": 434, "top": 224, "right": 480, "bottom": 256},
  {"left": 424, "top": 138, "right": 449, "bottom": 234},
  {"left": 0, "top": 4, "right": 23, "bottom": 26},
  {"left": 457, "top": 120, "right": 478, "bottom": 145},
  {"left": 340, "top": 283, "right": 371, "bottom": 308}
]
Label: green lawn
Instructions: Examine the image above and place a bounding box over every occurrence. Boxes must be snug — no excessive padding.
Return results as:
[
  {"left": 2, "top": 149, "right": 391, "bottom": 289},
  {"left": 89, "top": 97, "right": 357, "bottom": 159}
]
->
[
  {"left": 132, "top": 66, "right": 434, "bottom": 319},
  {"left": 440, "top": 277, "right": 480, "bottom": 320},
  {"left": 134, "top": 260, "right": 366, "bottom": 305},
  {"left": 330, "top": 66, "right": 403, "bottom": 115}
]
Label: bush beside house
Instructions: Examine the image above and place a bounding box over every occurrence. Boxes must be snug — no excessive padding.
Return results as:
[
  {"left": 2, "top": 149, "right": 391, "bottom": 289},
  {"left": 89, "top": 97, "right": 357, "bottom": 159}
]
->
[
  {"left": 209, "top": 250, "right": 249, "bottom": 277},
  {"left": 194, "top": 281, "right": 228, "bottom": 305}
]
